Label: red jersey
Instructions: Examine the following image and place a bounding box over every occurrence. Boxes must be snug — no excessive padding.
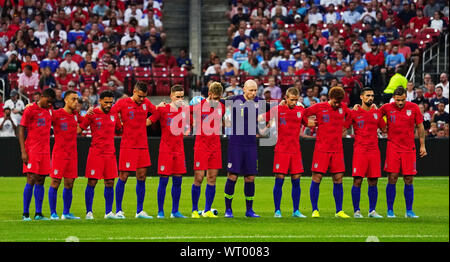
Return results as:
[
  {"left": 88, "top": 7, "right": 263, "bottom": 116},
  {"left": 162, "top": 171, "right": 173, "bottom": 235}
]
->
[
  {"left": 304, "top": 102, "right": 351, "bottom": 153},
  {"left": 79, "top": 107, "right": 122, "bottom": 155},
  {"left": 379, "top": 101, "right": 423, "bottom": 152},
  {"left": 20, "top": 103, "right": 53, "bottom": 154},
  {"left": 295, "top": 67, "right": 316, "bottom": 81},
  {"left": 264, "top": 105, "right": 308, "bottom": 153},
  {"left": 112, "top": 97, "right": 156, "bottom": 149},
  {"left": 149, "top": 104, "right": 188, "bottom": 154},
  {"left": 51, "top": 108, "right": 83, "bottom": 160},
  {"left": 191, "top": 99, "right": 225, "bottom": 152},
  {"left": 349, "top": 107, "right": 386, "bottom": 153}
]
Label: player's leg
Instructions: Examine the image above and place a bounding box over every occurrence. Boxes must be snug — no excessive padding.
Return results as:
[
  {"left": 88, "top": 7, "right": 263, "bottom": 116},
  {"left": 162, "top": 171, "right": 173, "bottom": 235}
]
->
[
  {"left": 224, "top": 172, "right": 238, "bottom": 218},
  {"left": 310, "top": 172, "right": 322, "bottom": 217},
  {"left": 135, "top": 167, "right": 152, "bottom": 218},
  {"left": 403, "top": 175, "right": 418, "bottom": 218},
  {"left": 191, "top": 170, "right": 205, "bottom": 218},
  {"left": 170, "top": 174, "right": 186, "bottom": 218},
  {"left": 33, "top": 173, "right": 48, "bottom": 220},
  {"left": 244, "top": 175, "right": 259, "bottom": 217},
  {"left": 291, "top": 173, "right": 306, "bottom": 217},
  {"left": 103, "top": 178, "right": 116, "bottom": 219},
  {"left": 352, "top": 176, "right": 363, "bottom": 218},
  {"left": 22, "top": 173, "right": 36, "bottom": 221},
  {"left": 386, "top": 172, "right": 399, "bottom": 218},
  {"left": 331, "top": 172, "right": 350, "bottom": 218},
  {"left": 367, "top": 177, "right": 383, "bottom": 218},
  {"left": 85, "top": 178, "right": 98, "bottom": 219},
  {"left": 203, "top": 169, "right": 218, "bottom": 217},
  {"left": 115, "top": 171, "right": 129, "bottom": 215},
  {"left": 273, "top": 173, "right": 285, "bottom": 217},
  {"left": 157, "top": 174, "right": 169, "bottom": 218},
  {"left": 48, "top": 177, "right": 61, "bottom": 219},
  {"left": 61, "top": 178, "right": 80, "bottom": 219}
]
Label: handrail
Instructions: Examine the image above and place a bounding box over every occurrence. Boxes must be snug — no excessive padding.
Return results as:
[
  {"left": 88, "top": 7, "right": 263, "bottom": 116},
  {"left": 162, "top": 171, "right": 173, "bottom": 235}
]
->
[
  {"left": 0, "top": 78, "right": 5, "bottom": 100},
  {"left": 405, "top": 62, "right": 415, "bottom": 84}
]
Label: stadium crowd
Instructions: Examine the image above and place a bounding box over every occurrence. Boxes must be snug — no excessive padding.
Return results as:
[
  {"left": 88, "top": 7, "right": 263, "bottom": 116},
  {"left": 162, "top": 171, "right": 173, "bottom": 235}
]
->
[
  {"left": 199, "top": 0, "right": 449, "bottom": 137},
  {"left": 0, "top": 0, "right": 449, "bottom": 138}
]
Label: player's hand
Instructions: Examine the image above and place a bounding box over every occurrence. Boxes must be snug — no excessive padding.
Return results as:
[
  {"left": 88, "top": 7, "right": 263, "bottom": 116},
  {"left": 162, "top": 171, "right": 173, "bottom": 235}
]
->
[
  {"left": 419, "top": 145, "right": 427, "bottom": 158},
  {"left": 279, "top": 100, "right": 286, "bottom": 106},
  {"left": 371, "top": 104, "right": 378, "bottom": 110},
  {"left": 307, "top": 118, "right": 316, "bottom": 127},
  {"left": 21, "top": 151, "right": 28, "bottom": 164},
  {"left": 86, "top": 106, "right": 94, "bottom": 115},
  {"left": 156, "top": 101, "right": 166, "bottom": 108},
  {"left": 146, "top": 118, "right": 152, "bottom": 126},
  {"left": 352, "top": 104, "right": 361, "bottom": 111}
]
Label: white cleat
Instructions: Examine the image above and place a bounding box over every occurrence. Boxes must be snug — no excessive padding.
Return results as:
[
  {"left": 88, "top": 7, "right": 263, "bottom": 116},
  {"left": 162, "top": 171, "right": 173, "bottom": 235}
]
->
[
  {"left": 354, "top": 210, "right": 364, "bottom": 218},
  {"left": 85, "top": 211, "right": 94, "bottom": 220},
  {"left": 135, "top": 211, "right": 153, "bottom": 219},
  {"left": 104, "top": 212, "right": 118, "bottom": 219},
  {"left": 115, "top": 211, "right": 126, "bottom": 219},
  {"left": 368, "top": 210, "right": 383, "bottom": 218}
]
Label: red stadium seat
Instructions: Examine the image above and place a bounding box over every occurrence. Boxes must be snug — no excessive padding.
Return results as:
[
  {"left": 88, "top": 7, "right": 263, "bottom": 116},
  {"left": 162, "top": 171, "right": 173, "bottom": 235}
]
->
[
  {"left": 152, "top": 67, "right": 171, "bottom": 96},
  {"left": 170, "top": 67, "right": 189, "bottom": 92},
  {"left": 22, "top": 85, "right": 41, "bottom": 100},
  {"left": 8, "top": 73, "right": 19, "bottom": 91},
  {"left": 34, "top": 47, "right": 46, "bottom": 60}
]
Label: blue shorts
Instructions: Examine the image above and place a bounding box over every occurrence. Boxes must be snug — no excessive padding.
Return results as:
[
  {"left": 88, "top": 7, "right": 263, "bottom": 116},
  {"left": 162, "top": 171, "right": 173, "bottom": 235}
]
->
[{"left": 227, "top": 144, "right": 258, "bottom": 175}]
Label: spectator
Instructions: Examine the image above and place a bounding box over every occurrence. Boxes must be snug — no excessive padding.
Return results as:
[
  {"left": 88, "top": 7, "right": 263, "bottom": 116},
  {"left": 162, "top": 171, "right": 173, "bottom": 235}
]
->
[
  {"left": 406, "top": 81, "right": 416, "bottom": 102},
  {"left": 233, "top": 42, "right": 249, "bottom": 66},
  {"left": 342, "top": 1, "right": 362, "bottom": 25},
  {"left": 1, "top": 51, "right": 21, "bottom": 75},
  {"left": 385, "top": 45, "right": 405, "bottom": 72},
  {"left": 79, "top": 63, "right": 99, "bottom": 91},
  {"left": 120, "top": 27, "right": 141, "bottom": 48},
  {"left": 420, "top": 73, "right": 433, "bottom": 91},
  {"left": 240, "top": 55, "right": 265, "bottom": 77},
  {"left": 21, "top": 53, "right": 39, "bottom": 73},
  {"left": 154, "top": 46, "right": 178, "bottom": 68},
  {"left": 383, "top": 65, "right": 408, "bottom": 102},
  {"left": 0, "top": 105, "right": 17, "bottom": 137},
  {"left": 428, "top": 122, "right": 438, "bottom": 138},
  {"left": 398, "top": 36, "right": 411, "bottom": 61},
  {"left": 93, "top": 0, "right": 109, "bottom": 17},
  {"left": 38, "top": 66, "right": 56, "bottom": 90},
  {"left": 341, "top": 65, "right": 363, "bottom": 105},
  {"left": 34, "top": 23, "right": 49, "bottom": 47},
  {"left": 55, "top": 67, "right": 73, "bottom": 91},
  {"left": 418, "top": 102, "right": 432, "bottom": 130},
  {"left": 232, "top": 27, "right": 249, "bottom": 49},
  {"left": 228, "top": 6, "right": 250, "bottom": 39},
  {"left": 39, "top": 49, "right": 59, "bottom": 74},
  {"left": 176, "top": 48, "right": 193, "bottom": 71},
  {"left": 423, "top": 0, "right": 442, "bottom": 18},
  {"left": 404, "top": 34, "right": 420, "bottom": 66},
  {"left": 53, "top": 88, "right": 65, "bottom": 110},
  {"left": 398, "top": 1, "right": 416, "bottom": 26},
  {"left": 124, "top": 2, "right": 143, "bottom": 24},
  {"left": 436, "top": 73, "right": 449, "bottom": 99},
  {"left": 381, "top": 18, "right": 399, "bottom": 42},
  {"left": 277, "top": 49, "right": 296, "bottom": 73},
  {"left": 67, "top": 20, "right": 86, "bottom": 44},
  {"left": 100, "top": 62, "right": 124, "bottom": 97},
  {"left": 430, "top": 86, "right": 449, "bottom": 110},
  {"left": 323, "top": 4, "right": 341, "bottom": 24},
  {"left": 424, "top": 82, "right": 437, "bottom": 100},
  {"left": 412, "top": 87, "right": 430, "bottom": 107},
  {"left": 307, "top": 5, "right": 323, "bottom": 26},
  {"left": 409, "top": 9, "right": 429, "bottom": 31},
  {"left": 3, "top": 89, "right": 24, "bottom": 125},
  {"left": 432, "top": 102, "right": 449, "bottom": 124},
  {"left": 295, "top": 57, "right": 316, "bottom": 82},
  {"left": 428, "top": 11, "right": 446, "bottom": 32},
  {"left": 303, "top": 86, "right": 320, "bottom": 108},
  {"left": 266, "top": 76, "right": 282, "bottom": 100},
  {"left": 119, "top": 48, "right": 139, "bottom": 67},
  {"left": 18, "top": 64, "right": 39, "bottom": 93},
  {"left": 59, "top": 53, "right": 80, "bottom": 74},
  {"left": 222, "top": 58, "right": 239, "bottom": 76}
]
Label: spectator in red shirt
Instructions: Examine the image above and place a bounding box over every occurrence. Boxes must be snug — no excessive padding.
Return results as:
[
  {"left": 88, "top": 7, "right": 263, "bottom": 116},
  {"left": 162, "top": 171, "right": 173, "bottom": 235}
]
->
[
  {"left": 327, "top": 57, "right": 342, "bottom": 74},
  {"left": 409, "top": 9, "right": 429, "bottom": 32},
  {"left": 154, "top": 46, "right": 178, "bottom": 68},
  {"left": 55, "top": 67, "right": 73, "bottom": 91},
  {"left": 295, "top": 57, "right": 316, "bottom": 82},
  {"left": 341, "top": 66, "right": 362, "bottom": 106},
  {"left": 424, "top": 82, "right": 437, "bottom": 100},
  {"left": 100, "top": 62, "right": 124, "bottom": 97}
]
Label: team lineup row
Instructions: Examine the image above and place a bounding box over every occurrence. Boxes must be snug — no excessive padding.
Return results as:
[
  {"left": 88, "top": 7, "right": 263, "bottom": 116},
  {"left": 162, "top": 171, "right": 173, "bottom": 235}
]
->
[{"left": 18, "top": 80, "right": 426, "bottom": 221}]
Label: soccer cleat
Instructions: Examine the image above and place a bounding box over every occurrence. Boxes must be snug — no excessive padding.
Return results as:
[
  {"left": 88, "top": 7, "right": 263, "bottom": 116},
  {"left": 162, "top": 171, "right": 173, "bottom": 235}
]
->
[
  {"left": 405, "top": 210, "right": 419, "bottom": 218},
  {"left": 157, "top": 211, "right": 165, "bottom": 219},
  {"left": 170, "top": 211, "right": 187, "bottom": 218},
  {"left": 245, "top": 210, "right": 260, "bottom": 218},
  {"left": 274, "top": 210, "right": 282, "bottom": 218},
  {"left": 224, "top": 209, "right": 234, "bottom": 218},
  {"left": 115, "top": 211, "right": 126, "bottom": 219},
  {"left": 202, "top": 210, "right": 218, "bottom": 218},
  {"left": 292, "top": 210, "right": 307, "bottom": 218},
  {"left": 311, "top": 210, "right": 320, "bottom": 218},
  {"left": 61, "top": 213, "right": 80, "bottom": 220},
  {"left": 191, "top": 211, "right": 201, "bottom": 218},
  {"left": 50, "top": 213, "right": 60, "bottom": 220},
  {"left": 135, "top": 211, "right": 153, "bottom": 219},
  {"left": 354, "top": 210, "right": 364, "bottom": 218},
  {"left": 34, "top": 214, "right": 49, "bottom": 221},
  {"left": 22, "top": 215, "right": 32, "bottom": 221},
  {"left": 387, "top": 210, "right": 396, "bottom": 218},
  {"left": 85, "top": 211, "right": 94, "bottom": 220},
  {"left": 335, "top": 211, "right": 350, "bottom": 218},
  {"left": 104, "top": 212, "right": 117, "bottom": 219},
  {"left": 368, "top": 210, "right": 383, "bottom": 218}
]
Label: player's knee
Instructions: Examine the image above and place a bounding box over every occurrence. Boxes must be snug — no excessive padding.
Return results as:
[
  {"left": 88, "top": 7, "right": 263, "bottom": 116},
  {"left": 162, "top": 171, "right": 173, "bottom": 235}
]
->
[
  {"left": 88, "top": 179, "right": 98, "bottom": 187},
  {"left": 311, "top": 173, "right": 322, "bottom": 183},
  {"left": 367, "top": 178, "right": 378, "bottom": 186},
  {"left": 275, "top": 174, "right": 285, "bottom": 180},
  {"left": 353, "top": 177, "right": 363, "bottom": 187},
  {"left": 244, "top": 175, "right": 255, "bottom": 183},
  {"left": 403, "top": 175, "right": 414, "bottom": 185},
  {"left": 104, "top": 179, "right": 114, "bottom": 188}
]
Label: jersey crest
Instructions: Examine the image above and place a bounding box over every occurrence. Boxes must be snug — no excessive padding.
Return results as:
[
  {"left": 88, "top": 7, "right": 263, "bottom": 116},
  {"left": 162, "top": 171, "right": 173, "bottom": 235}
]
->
[{"left": 406, "top": 110, "right": 412, "bottom": 116}]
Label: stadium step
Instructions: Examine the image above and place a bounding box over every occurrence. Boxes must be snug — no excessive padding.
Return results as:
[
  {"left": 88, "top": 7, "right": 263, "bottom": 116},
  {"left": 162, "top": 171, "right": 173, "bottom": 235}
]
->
[
  {"left": 162, "top": 0, "right": 190, "bottom": 56},
  {"left": 201, "top": 0, "right": 230, "bottom": 63}
]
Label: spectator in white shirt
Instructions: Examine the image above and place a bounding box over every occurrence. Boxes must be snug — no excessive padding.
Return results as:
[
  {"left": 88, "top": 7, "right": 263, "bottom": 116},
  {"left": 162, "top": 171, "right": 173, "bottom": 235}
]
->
[
  {"left": 342, "top": 1, "right": 361, "bottom": 25},
  {"left": 308, "top": 5, "right": 323, "bottom": 26},
  {"left": 436, "top": 73, "right": 449, "bottom": 99},
  {"left": 3, "top": 89, "right": 25, "bottom": 125},
  {"left": 34, "top": 23, "right": 49, "bottom": 46},
  {"left": 124, "top": 3, "right": 143, "bottom": 23},
  {"left": 59, "top": 53, "right": 80, "bottom": 74},
  {"left": 271, "top": 0, "right": 287, "bottom": 18},
  {"left": 0, "top": 106, "right": 17, "bottom": 137}
]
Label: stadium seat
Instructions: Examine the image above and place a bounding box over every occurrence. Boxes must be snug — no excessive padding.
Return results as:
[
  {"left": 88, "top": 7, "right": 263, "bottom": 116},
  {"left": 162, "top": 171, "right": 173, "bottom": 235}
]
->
[
  {"left": 170, "top": 67, "right": 189, "bottom": 92},
  {"left": 152, "top": 67, "right": 171, "bottom": 96},
  {"left": 8, "top": 73, "right": 19, "bottom": 91}
]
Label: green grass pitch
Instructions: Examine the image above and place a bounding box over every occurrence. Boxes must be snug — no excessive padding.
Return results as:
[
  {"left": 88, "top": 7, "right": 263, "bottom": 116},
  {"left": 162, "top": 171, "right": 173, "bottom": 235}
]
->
[{"left": 0, "top": 176, "right": 448, "bottom": 242}]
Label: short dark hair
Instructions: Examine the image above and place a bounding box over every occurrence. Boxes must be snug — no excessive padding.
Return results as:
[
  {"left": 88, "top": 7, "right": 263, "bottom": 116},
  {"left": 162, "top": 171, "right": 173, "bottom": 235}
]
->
[
  {"left": 328, "top": 86, "right": 345, "bottom": 100},
  {"left": 42, "top": 88, "right": 56, "bottom": 100},
  {"left": 134, "top": 81, "right": 148, "bottom": 93},
  {"left": 360, "top": 87, "right": 373, "bottom": 95},
  {"left": 393, "top": 86, "right": 406, "bottom": 96},
  {"left": 170, "top": 84, "right": 184, "bottom": 93},
  {"left": 99, "top": 90, "right": 115, "bottom": 99},
  {"left": 64, "top": 90, "right": 78, "bottom": 99}
]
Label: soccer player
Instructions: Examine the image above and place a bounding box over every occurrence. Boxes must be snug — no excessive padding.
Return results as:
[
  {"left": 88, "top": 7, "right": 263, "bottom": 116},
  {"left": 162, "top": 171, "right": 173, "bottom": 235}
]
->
[
  {"left": 147, "top": 85, "right": 189, "bottom": 219},
  {"left": 19, "top": 88, "right": 56, "bottom": 221},
  {"left": 224, "top": 79, "right": 262, "bottom": 218},
  {"left": 260, "top": 87, "right": 311, "bottom": 218},
  {"left": 349, "top": 87, "right": 386, "bottom": 218},
  {"left": 112, "top": 82, "right": 157, "bottom": 219},
  {"left": 79, "top": 90, "right": 122, "bottom": 219},
  {"left": 190, "top": 82, "right": 225, "bottom": 218},
  {"left": 379, "top": 87, "right": 427, "bottom": 218},
  {"left": 48, "top": 90, "right": 83, "bottom": 220},
  {"left": 304, "top": 86, "right": 352, "bottom": 218}
]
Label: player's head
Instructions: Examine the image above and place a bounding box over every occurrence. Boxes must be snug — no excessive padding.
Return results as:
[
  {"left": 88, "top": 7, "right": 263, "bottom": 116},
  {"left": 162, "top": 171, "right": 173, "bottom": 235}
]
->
[
  {"left": 208, "top": 81, "right": 223, "bottom": 106},
  {"left": 393, "top": 86, "right": 407, "bottom": 109},
  {"left": 64, "top": 90, "right": 79, "bottom": 111},
  {"left": 170, "top": 85, "right": 184, "bottom": 107},
  {"left": 328, "top": 86, "right": 345, "bottom": 109},
  {"left": 360, "top": 87, "right": 374, "bottom": 107},
  {"left": 132, "top": 82, "right": 148, "bottom": 104},
  {"left": 40, "top": 88, "right": 56, "bottom": 108},
  {"left": 243, "top": 79, "right": 258, "bottom": 100},
  {"left": 99, "top": 90, "right": 115, "bottom": 113},
  {"left": 285, "top": 87, "right": 300, "bottom": 109}
]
